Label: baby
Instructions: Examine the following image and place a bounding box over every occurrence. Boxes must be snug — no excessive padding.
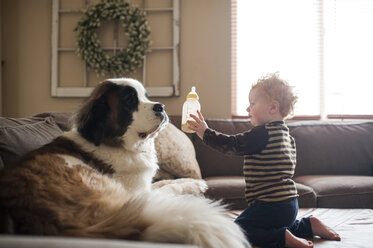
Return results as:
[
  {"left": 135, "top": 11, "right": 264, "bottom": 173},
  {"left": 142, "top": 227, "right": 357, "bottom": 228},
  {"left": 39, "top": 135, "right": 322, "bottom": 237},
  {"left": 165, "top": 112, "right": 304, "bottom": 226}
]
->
[{"left": 187, "top": 73, "right": 340, "bottom": 248}]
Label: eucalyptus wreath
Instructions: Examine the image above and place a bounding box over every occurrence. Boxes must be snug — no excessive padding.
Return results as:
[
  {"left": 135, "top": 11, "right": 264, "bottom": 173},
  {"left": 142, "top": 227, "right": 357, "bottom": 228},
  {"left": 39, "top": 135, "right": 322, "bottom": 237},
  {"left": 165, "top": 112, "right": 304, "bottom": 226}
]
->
[{"left": 74, "top": 0, "right": 151, "bottom": 76}]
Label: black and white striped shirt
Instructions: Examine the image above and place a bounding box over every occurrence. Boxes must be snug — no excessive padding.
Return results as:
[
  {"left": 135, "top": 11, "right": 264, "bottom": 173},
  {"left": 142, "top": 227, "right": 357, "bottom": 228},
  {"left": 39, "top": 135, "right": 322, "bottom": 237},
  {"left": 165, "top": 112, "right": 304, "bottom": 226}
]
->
[{"left": 203, "top": 121, "right": 298, "bottom": 205}]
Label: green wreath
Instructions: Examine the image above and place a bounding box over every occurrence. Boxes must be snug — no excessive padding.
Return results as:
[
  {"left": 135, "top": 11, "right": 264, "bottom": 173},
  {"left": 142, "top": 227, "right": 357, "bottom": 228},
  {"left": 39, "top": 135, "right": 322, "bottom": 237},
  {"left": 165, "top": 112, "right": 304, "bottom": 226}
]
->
[{"left": 74, "top": 0, "right": 151, "bottom": 76}]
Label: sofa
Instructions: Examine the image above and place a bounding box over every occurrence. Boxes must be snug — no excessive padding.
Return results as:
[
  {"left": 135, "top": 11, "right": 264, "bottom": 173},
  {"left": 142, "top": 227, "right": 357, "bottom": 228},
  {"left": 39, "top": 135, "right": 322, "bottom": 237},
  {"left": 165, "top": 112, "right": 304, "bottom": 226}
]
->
[
  {"left": 2, "top": 112, "right": 372, "bottom": 210},
  {"left": 1, "top": 112, "right": 373, "bottom": 248}
]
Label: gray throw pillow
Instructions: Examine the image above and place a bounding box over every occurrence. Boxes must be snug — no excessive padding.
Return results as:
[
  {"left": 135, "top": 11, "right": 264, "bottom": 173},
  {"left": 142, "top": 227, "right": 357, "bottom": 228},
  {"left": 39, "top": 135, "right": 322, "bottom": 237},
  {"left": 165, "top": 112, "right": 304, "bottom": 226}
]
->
[{"left": 0, "top": 117, "right": 63, "bottom": 167}]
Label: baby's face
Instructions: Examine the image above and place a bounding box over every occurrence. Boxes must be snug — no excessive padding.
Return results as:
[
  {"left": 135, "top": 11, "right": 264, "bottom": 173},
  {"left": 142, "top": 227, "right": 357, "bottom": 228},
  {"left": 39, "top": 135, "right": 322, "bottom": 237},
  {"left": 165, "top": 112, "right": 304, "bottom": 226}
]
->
[{"left": 247, "top": 89, "right": 273, "bottom": 126}]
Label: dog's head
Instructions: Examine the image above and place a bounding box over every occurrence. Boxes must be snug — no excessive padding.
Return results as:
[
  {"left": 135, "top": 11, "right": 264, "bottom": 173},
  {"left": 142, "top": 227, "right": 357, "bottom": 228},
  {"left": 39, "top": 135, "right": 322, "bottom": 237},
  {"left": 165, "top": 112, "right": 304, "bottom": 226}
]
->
[{"left": 74, "top": 78, "right": 169, "bottom": 147}]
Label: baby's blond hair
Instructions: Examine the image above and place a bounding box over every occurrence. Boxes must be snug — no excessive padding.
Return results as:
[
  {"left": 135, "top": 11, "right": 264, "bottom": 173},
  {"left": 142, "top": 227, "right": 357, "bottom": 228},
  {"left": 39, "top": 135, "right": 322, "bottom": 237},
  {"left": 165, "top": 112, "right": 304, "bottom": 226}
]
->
[{"left": 251, "top": 73, "right": 297, "bottom": 118}]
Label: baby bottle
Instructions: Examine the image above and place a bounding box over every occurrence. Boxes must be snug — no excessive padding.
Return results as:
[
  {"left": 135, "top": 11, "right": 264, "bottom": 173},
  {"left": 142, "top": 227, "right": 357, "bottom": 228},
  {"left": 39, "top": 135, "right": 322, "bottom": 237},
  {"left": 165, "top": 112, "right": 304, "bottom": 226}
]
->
[{"left": 181, "top": 86, "right": 201, "bottom": 133}]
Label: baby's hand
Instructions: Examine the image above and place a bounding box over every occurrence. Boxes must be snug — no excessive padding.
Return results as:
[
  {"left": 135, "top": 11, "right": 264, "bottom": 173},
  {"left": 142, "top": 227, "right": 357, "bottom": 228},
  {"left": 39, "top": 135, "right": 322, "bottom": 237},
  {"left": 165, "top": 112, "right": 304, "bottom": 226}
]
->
[{"left": 187, "top": 110, "right": 208, "bottom": 140}]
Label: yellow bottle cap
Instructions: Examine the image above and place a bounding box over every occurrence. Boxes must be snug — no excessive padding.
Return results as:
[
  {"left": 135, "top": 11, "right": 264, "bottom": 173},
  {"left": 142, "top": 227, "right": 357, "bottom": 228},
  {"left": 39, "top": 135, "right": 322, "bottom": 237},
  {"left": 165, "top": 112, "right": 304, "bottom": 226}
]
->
[{"left": 186, "top": 86, "right": 199, "bottom": 100}]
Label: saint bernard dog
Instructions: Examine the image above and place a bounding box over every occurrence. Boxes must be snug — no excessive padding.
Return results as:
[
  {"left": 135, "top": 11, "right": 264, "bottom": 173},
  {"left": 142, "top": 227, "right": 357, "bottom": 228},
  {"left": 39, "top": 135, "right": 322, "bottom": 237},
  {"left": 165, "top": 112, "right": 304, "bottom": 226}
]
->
[{"left": 0, "top": 78, "right": 250, "bottom": 248}]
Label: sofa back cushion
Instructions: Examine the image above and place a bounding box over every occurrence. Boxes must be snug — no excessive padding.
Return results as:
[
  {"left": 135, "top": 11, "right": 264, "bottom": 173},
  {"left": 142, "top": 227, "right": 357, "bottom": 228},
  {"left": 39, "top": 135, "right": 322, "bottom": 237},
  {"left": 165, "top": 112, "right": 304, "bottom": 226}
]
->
[
  {"left": 33, "top": 112, "right": 73, "bottom": 131},
  {"left": 0, "top": 116, "right": 63, "bottom": 167},
  {"left": 170, "top": 116, "right": 373, "bottom": 178},
  {"left": 169, "top": 116, "right": 251, "bottom": 177},
  {"left": 289, "top": 121, "right": 373, "bottom": 177}
]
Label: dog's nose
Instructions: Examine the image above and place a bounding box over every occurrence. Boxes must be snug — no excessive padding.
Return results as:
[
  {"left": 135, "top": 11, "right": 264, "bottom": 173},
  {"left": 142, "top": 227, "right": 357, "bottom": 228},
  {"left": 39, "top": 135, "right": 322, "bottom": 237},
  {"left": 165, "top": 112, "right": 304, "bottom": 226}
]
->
[{"left": 153, "top": 103, "right": 164, "bottom": 113}]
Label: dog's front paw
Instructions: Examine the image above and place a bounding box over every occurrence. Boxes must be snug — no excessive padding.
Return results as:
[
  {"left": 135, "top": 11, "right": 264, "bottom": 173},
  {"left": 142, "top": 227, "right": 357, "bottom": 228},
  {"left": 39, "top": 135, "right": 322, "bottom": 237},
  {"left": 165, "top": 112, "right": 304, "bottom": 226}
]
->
[
  {"left": 174, "top": 178, "right": 208, "bottom": 196},
  {"left": 152, "top": 178, "right": 208, "bottom": 196},
  {"left": 194, "top": 179, "right": 208, "bottom": 194}
]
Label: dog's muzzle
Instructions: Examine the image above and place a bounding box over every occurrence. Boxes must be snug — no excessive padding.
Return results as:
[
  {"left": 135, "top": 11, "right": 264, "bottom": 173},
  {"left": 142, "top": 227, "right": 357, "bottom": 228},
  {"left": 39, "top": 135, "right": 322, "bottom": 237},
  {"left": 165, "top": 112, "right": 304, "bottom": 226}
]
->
[{"left": 138, "top": 103, "right": 169, "bottom": 139}]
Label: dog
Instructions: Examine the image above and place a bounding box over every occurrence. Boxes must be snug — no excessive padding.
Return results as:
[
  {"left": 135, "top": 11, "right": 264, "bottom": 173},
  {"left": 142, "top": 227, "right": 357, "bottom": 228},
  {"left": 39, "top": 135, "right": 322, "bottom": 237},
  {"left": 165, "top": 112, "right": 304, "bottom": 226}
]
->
[{"left": 0, "top": 78, "right": 251, "bottom": 248}]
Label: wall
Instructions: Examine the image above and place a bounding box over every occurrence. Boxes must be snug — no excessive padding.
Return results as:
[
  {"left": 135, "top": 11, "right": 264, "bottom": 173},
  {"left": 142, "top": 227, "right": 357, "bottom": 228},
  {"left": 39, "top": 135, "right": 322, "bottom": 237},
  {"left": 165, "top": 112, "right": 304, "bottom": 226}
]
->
[{"left": 1, "top": 0, "right": 232, "bottom": 119}]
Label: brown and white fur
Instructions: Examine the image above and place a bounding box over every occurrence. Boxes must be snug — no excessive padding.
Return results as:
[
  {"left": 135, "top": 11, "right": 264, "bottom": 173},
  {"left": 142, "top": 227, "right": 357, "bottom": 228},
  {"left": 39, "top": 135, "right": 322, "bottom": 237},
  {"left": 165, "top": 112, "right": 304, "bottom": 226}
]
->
[{"left": 0, "top": 78, "right": 250, "bottom": 248}]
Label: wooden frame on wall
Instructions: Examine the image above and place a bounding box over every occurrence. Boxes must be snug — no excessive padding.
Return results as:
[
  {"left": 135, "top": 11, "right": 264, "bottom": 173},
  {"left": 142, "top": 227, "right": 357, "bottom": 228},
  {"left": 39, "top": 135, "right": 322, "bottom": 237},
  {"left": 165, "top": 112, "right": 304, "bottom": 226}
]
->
[{"left": 51, "top": 0, "right": 180, "bottom": 98}]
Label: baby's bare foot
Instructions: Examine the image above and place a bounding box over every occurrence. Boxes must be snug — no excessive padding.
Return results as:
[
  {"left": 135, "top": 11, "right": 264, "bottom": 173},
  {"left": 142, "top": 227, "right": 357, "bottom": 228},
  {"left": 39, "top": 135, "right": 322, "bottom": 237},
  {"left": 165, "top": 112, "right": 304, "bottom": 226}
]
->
[
  {"left": 285, "top": 230, "right": 313, "bottom": 248},
  {"left": 310, "top": 216, "right": 341, "bottom": 241}
]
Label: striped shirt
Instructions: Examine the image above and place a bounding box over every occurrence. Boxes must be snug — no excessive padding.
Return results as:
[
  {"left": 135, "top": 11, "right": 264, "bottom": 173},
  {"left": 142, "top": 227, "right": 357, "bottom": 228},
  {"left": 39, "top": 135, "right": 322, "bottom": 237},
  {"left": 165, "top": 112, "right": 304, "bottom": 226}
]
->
[{"left": 203, "top": 121, "right": 298, "bottom": 205}]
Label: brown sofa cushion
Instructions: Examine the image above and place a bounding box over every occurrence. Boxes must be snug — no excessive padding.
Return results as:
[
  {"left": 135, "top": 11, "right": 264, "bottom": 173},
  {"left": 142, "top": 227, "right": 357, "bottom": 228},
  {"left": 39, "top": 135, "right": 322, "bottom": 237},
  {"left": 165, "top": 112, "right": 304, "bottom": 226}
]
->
[
  {"left": 0, "top": 117, "right": 63, "bottom": 167},
  {"left": 204, "top": 176, "right": 247, "bottom": 210},
  {"left": 296, "top": 182, "right": 317, "bottom": 208},
  {"left": 169, "top": 116, "right": 250, "bottom": 178},
  {"left": 295, "top": 175, "right": 373, "bottom": 208},
  {"left": 289, "top": 121, "right": 373, "bottom": 177},
  {"left": 172, "top": 117, "right": 373, "bottom": 179},
  {"left": 205, "top": 176, "right": 317, "bottom": 210},
  {"left": 201, "top": 119, "right": 254, "bottom": 177},
  {"left": 205, "top": 176, "right": 245, "bottom": 199},
  {"left": 192, "top": 138, "right": 244, "bottom": 177}
]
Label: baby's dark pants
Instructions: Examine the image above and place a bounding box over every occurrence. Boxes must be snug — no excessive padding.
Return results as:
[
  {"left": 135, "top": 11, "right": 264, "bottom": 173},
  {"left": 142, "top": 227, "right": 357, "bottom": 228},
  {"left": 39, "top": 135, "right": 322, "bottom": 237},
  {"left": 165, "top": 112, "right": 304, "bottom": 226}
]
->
[{"left": 234, "top": 197, "right": 313, "bottom": 248}]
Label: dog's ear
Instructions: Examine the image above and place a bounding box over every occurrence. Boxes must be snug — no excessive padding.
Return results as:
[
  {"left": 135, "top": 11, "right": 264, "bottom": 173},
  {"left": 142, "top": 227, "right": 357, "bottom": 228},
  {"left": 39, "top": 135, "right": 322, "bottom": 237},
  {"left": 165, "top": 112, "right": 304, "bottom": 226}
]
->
[{"left": 75, "top": 82, "right": 112, "bottom": 146}]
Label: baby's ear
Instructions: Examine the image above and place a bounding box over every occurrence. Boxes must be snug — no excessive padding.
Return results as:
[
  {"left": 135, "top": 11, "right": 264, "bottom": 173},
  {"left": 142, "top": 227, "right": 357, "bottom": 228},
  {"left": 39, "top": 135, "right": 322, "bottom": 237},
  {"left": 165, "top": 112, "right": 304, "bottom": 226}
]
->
[{"left": 270, "top": 100, "right": 280, "bottom": 114}]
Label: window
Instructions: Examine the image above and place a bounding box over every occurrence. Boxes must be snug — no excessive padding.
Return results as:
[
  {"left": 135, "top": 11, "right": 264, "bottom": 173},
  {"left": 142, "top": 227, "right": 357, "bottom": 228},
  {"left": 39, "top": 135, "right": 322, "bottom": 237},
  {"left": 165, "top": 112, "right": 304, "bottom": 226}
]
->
[{"left": 233, "top": 0, "right": 373, "bottom": 118}]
